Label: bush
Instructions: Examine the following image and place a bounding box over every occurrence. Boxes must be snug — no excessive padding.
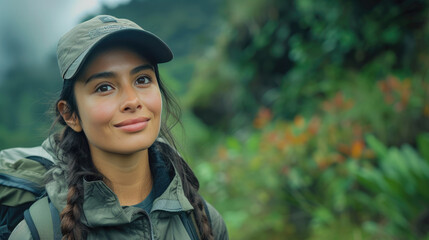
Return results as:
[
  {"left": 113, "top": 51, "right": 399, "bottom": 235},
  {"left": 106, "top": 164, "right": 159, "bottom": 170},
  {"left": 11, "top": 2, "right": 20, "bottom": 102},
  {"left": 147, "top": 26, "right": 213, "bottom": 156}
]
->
[{"left": 193, "top": 74, "right": 429, "bottom": 239}]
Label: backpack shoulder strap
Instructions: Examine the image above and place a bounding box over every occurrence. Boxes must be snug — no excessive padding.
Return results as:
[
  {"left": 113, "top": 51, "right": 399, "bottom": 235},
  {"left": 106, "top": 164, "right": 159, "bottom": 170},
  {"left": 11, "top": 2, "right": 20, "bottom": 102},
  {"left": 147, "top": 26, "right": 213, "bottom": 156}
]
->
[
  {"left": 48, "top": 199, "right": 62, "bottom": 240},
  {"left": 0, "top": 146, "right": 54, "bottom": 165},
  {"left": 23, "top": 197, "right": 61, "bottom": 240},
  {"left": 179, "top": 211, "right": 199, "bottom": 240},
  {"left": 201, "top": 197, "right": 212, "bottom": 227},
  {"left": 180, "top": 196, "right": 213, "bottom": 240}
]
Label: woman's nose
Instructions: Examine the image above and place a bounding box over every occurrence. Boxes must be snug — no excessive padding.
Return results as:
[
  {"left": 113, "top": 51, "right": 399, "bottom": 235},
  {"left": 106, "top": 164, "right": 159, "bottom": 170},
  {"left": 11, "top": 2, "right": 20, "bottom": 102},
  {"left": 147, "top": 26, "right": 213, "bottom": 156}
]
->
[{"left": 120, "top": 86, "right": 142, "bottom": 112}]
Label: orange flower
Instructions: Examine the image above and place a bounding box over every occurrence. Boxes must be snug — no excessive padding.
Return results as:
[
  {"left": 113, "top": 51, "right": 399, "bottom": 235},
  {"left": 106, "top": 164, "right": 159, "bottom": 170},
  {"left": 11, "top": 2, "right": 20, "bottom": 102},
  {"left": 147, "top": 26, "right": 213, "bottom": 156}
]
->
[
  {"left": 387, "top": 75, "right": 400, "bottom": 89},
  {"left": 253, "top": 107, "right": 273, "bottom": 129},
  {"left": 350, "top": 140, "right": 365, "bottom": 159},
  {"left": 378, "top": 80, "right": 389, "bottom": 93},
  {"left": 308, "top": 116, "right": 321, "bottom": 135},
  {"left": 276, "top": 138, "right": 288, "bottom": 151},
  {"left": 334, "top": 92, "right": 344, "bottom": 107},
  {"left": 337, "top": 143, "right": 350, "bottom": 155},
  {"left": 217, "top": 146, "right": 228, "bottom": 160},
  {"left": 424, "top": 104, "right": 429, "bottom": 117},
  {"left": 316, "top": 157, "right": 330, "bottom": 169},
  {"left": 294, "top": 115, "right": 305, "bottom": 128},
  {"left": 289, "top": 133, "right": 309, "bottom": 145}
]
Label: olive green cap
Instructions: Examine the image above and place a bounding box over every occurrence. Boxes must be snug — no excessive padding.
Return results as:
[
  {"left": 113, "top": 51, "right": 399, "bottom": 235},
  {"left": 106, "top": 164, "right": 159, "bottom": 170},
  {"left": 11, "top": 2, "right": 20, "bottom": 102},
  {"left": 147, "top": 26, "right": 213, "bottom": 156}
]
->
[{"left": 57, "top": 15, "right": 173, "bottom": 80}]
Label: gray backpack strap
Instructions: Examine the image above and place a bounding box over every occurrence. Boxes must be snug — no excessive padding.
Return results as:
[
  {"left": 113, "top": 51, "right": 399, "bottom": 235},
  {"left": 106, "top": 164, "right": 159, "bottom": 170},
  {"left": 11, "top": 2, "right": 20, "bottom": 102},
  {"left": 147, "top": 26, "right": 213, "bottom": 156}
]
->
[
  {"left": 24, "top": 197, "right": 61, "bottom": 240},
  {"left": 179, "top": 196, "right": 213, "bottom": 240},
  {"left": 0, "top": 146, "right": 54, "bottom": 164},
  {"left": 49, "top": 199, "right": 62, "bottom": 240},
  {"left": 201, "top": 198, "right": 212, "bottom": 227},
  {"left": 179, "top": 211, "right": 198, "bottom": 240}
]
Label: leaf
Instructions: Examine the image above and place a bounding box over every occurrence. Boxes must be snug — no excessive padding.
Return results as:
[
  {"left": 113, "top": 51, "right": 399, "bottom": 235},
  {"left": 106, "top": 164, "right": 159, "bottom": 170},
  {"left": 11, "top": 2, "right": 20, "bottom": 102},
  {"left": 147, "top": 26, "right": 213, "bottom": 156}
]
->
[
  {"left": 311, "top": 207, "right": 335, "bottom": 227},
  {"left": 365, "top": 134, "right": 388, "bottom": 158},
  {"left": 417, "top": 133, "right": 429, "bottom": 162},
  {"left": 355, "top": 168, "right": 384, "bottom": 193},
  {"left": 386, "top": 148, "right": 409, "bottom": 181},
  {"left": 402, "top": 144, "right": 429, "bottom": 179},
  {"left": 226, "top": 137, "right": 241, "bottom": 152}
]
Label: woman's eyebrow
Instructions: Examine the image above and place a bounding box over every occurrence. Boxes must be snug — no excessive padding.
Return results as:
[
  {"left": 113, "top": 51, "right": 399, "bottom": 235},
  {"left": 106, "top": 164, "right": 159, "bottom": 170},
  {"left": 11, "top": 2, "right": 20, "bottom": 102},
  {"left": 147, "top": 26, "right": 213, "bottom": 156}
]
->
[
  {"left": 130, "top": 64, "right": 154, "bottom": 75},
  {"left": 84, "top": 64, "right": 154, "bottom": 84},
  {"left": 85, "top": 72, "right": 115, "bottom": 85}
]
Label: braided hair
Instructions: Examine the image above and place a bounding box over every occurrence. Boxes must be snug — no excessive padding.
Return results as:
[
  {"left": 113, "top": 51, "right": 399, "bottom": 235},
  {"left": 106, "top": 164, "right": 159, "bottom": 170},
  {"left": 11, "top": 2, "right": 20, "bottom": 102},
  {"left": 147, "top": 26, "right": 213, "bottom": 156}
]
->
[{"left": 52, "top": 44, "right": 214, "bottom": 240}]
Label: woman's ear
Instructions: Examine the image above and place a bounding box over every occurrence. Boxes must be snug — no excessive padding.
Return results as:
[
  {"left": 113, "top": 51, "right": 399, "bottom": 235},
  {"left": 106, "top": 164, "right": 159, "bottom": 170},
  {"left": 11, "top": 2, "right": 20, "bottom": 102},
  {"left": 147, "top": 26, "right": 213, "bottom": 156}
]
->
[{"left": 58, "top": 100, "right": 82, "bottom": 132}]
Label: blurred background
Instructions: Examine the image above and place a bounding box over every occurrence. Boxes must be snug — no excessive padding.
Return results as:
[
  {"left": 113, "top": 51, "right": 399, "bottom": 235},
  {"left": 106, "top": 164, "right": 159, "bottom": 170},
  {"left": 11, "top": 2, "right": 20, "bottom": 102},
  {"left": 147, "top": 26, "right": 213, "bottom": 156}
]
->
[{"left": 1, "top": 0, "right": 429, "bottom": 239}]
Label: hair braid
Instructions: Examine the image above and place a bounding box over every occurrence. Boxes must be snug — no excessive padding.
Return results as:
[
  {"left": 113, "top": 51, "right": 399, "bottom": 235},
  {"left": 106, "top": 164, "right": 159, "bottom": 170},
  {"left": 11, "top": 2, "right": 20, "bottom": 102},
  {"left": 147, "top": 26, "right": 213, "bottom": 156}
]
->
[
  {"left": 188, "top": 189, "right": 214, "bottom": 240},
  {"left": 53, "top": 126, "right": 100, "bottom": 239},
  {"left": 60, "top": 185, "right": 85, "bottom": 240}
]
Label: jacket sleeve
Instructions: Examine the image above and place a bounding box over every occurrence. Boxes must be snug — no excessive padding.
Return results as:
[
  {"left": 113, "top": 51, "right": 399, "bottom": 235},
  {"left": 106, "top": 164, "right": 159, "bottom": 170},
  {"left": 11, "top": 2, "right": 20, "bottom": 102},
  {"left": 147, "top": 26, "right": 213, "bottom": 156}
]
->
[
  {"left": 206, "top": 202, "right": 229, "bottom": 240},
  {"left": 8, "top": 220, "right": 33, "bottom": 240}
]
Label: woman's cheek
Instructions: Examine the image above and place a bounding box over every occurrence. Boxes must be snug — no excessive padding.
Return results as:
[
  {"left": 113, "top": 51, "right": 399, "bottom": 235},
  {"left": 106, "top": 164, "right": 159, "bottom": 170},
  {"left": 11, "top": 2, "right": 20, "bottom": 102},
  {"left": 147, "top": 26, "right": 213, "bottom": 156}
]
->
[
  {"left": 95, "top": 104, "right": 116, "bottom": 124},
  {"left": 146, "top": 91, "right": 162, "bottom": 116},
  {"left": 85, "top": 99, "right": 117, "bottom": 125}
]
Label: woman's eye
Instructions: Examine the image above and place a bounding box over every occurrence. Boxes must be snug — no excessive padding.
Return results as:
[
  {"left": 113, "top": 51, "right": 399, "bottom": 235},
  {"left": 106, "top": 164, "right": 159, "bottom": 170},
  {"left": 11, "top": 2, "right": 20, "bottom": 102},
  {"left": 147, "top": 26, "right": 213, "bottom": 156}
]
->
[
  {"left": 135, "top": 76, "right": 151, "bottom": 85},
  {"left": 95, "top": 84, "right": 113, "bottom": 92}
]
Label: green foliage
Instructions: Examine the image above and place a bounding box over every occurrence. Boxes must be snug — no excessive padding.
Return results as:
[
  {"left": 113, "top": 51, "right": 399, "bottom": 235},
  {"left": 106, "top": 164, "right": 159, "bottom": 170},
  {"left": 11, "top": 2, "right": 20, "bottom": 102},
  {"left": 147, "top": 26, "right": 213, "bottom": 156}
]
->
[
  {"left": 192, "top": 72, "right": 429, "bottom": 239},
  {"left": 352, "top": 135, "right": 429, "bottom": 238},
  {"left": 0, "top": 58, "right": 61, "bottom": 149},
  {"left": 184, "top": 3, "right": 429, "bottom": 236},
  {"left": 187, "top": 0, "right": 429, "bottom": 130},
  {"left": 307, "top": 216, "right": 374, "bottom": 240},
  {"left": 417, "top": 133, "right": 429, "bottom": 161}
]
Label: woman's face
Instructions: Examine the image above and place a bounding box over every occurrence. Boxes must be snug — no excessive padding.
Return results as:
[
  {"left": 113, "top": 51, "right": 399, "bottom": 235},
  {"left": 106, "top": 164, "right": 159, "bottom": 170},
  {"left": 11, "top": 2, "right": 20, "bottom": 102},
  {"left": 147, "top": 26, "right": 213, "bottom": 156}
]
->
[{"left": 68, "top": 46, "right": 162, "bottom": 155}]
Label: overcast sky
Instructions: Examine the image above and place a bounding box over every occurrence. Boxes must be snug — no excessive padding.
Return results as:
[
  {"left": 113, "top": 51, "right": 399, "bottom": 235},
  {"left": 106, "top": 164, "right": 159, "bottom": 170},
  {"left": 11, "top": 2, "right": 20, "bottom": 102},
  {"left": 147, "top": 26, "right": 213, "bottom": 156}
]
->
[{"left": 0, "top": 0, "right": 130, "bottom": 77}]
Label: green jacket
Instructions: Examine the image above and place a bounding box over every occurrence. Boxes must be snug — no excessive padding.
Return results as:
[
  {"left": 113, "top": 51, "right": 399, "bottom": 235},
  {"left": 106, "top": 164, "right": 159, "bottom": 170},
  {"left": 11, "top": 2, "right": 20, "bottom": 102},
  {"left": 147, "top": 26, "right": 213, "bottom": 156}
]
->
[{"left": 9, "top": 140, "right": 228, "bottom": 240}]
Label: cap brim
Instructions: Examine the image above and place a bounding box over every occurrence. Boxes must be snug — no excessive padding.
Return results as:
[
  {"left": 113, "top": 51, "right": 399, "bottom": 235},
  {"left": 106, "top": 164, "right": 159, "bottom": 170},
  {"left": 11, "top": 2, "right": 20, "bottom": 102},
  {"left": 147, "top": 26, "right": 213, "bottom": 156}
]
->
[{"left": 64, "top": 28, "right": 173, "bottom": 80}]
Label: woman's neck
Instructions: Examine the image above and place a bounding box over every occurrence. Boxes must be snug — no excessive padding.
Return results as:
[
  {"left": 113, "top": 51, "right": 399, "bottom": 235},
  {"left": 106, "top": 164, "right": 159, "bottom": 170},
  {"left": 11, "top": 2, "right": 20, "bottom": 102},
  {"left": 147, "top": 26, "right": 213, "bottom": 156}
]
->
[{"left": 90, "top": 147, "right": 153, "bottom": 206}]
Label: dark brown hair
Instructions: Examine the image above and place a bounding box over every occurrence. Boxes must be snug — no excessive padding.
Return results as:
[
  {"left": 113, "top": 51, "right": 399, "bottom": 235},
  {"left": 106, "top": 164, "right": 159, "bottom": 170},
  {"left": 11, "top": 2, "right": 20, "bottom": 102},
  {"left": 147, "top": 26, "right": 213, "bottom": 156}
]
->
[{"left": 52, "top": 44, "right": 213, "bottom": 240}]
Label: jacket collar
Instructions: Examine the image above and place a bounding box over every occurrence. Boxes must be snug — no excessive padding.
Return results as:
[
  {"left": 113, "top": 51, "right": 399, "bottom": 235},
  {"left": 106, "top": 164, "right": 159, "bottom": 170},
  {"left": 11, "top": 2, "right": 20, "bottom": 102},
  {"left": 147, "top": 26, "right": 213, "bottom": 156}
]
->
[{"left": 46, "top": 141, "right": 194, "bottom": 227}]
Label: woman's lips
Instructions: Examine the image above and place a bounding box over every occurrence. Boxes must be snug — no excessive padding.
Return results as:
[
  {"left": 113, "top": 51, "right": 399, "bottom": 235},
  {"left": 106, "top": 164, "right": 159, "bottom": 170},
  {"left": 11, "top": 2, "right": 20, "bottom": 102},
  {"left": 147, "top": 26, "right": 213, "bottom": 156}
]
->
[{"left": 114, "top": 117, "right": 150, "bottom": 132}]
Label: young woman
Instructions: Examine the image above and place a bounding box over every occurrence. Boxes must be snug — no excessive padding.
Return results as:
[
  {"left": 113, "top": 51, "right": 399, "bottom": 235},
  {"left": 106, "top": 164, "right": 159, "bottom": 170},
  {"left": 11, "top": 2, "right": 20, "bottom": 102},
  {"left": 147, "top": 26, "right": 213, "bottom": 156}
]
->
[{"left": 9, "top": 15, "right": 228, "bottom": 240}]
